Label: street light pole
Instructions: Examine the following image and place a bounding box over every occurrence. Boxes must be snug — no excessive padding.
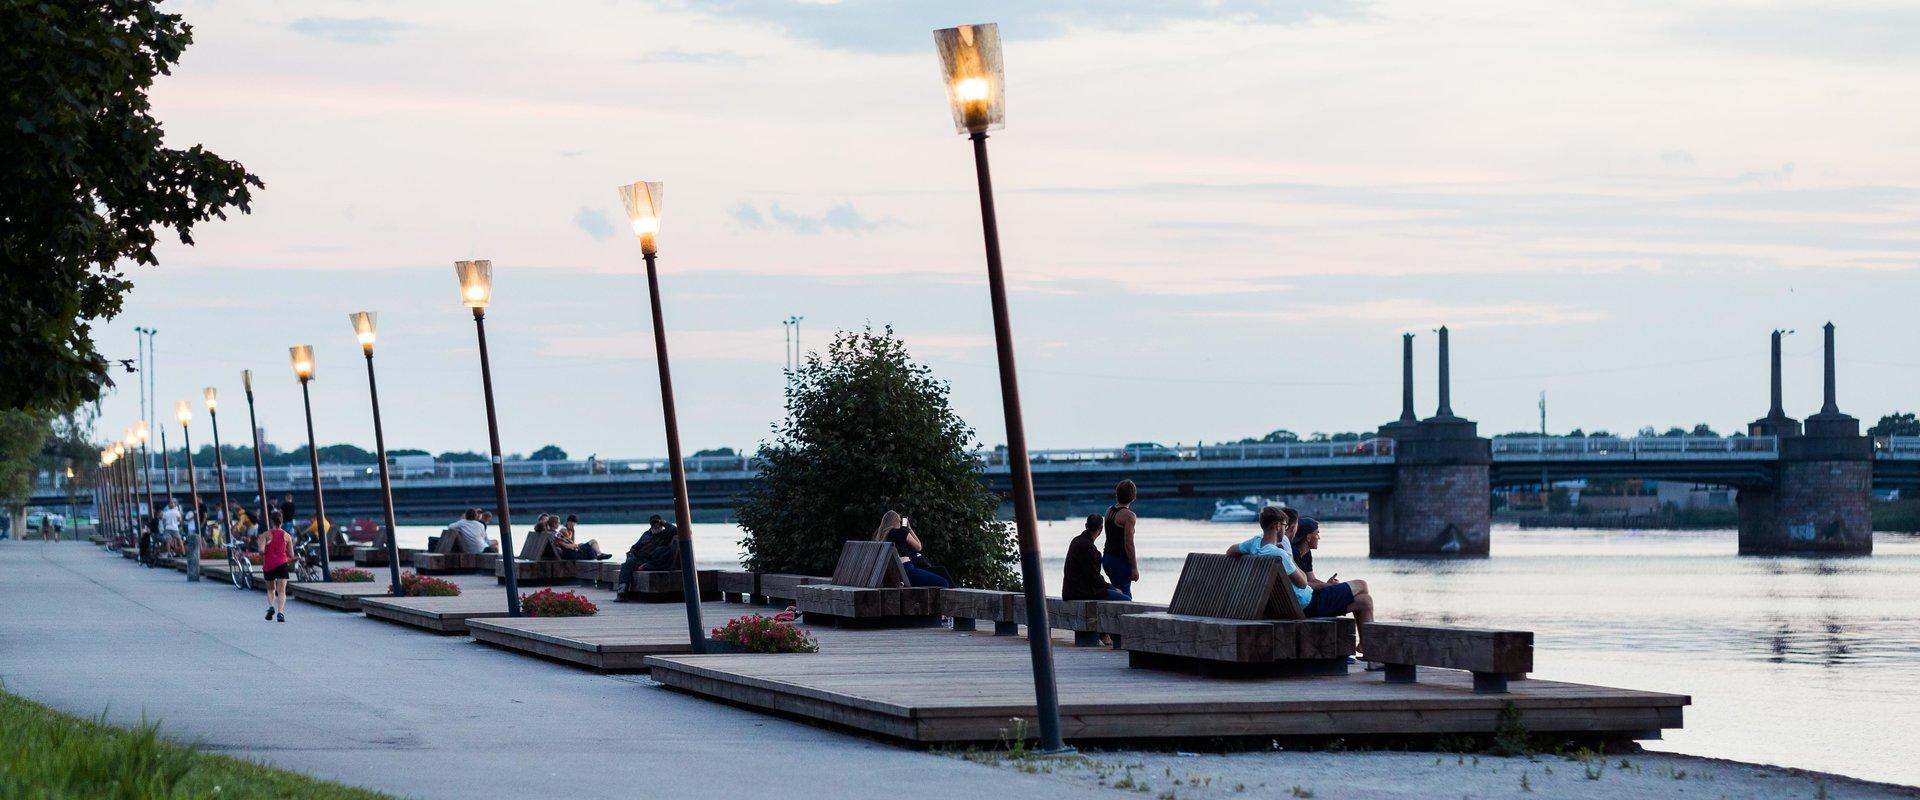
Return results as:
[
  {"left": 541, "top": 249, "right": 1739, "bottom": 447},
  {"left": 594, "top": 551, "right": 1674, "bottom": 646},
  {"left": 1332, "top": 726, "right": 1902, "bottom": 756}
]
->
[
  {"left": 619, "top": 180, "right": 706, "bottom": 653},
  {"left": 206, "top": 388, "right": 232, "bottom": 551},
  {"left": 290, "top": 346, "right": 332, "bottom": 582},
  {"left": 933, "top": 22, "right": 1067, "bottom": 754},
  {"left": 456, "top": 260, "right": 522, "bottom": 616},
  {"left": 243, "top": 370, "right": 272, "bottom": 545},
  {"left": 178, "top": 401, "right": 202, "bottom": 581},
  {"left": 352, "top": 312, "right": 406, "bottom": 595}
]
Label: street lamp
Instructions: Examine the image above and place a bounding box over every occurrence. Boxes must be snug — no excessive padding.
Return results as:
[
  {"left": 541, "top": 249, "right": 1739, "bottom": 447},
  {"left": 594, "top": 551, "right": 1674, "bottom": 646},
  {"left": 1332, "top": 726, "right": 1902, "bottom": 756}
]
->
[
  {"left": 205, "top": 387, "right": 233, "bottom": 552},
  {"left": 351, "top": 311, "right": 405, "bottom": 595},
  {"left": 133, "top": 421, "right": 155, "bottom": 566},
  {"left": 177, "top": 400, "right": 203, "bottom": 581},
  {"left": 289, "top": 345, "right": 332, "bottom": 581},
  {"left": 455, "top": 260, "right": 522, "bottom": 615},
  {"left": 932, "top": 21, "right": 1067, "bottom": 754},
  {"left": 618, "top": 179, "right": 706, "bottom": 653},
  {"left": 242, "top": 370, "right": 272, "bottom": 548}
]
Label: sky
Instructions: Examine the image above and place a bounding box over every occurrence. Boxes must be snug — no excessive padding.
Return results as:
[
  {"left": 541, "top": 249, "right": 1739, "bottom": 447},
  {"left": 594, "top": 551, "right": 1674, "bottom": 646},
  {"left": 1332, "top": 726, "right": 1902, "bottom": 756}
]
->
[{"left": 93, "top": 0, "right": 1920, "bottom": 460}]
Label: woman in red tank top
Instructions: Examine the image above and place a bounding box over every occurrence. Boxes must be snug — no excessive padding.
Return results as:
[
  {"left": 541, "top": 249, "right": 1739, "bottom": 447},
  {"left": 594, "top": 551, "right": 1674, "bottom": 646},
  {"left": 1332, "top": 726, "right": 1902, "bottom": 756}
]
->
[{"left": 261, "top": 510, "right": 291, "bottom": 622}]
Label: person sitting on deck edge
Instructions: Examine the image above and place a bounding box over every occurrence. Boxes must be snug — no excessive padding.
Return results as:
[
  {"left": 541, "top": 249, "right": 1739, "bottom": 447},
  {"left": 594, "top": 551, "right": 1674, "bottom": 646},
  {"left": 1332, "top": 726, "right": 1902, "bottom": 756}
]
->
[
  {"left": 552, "top": 513, "right": 609, "bottom": 560},
  {"left": 1064, "top": 513, "right": 1130, "bottom": 602},
  {"left": 446, "top": 508, "right": 497, "bottom": 553},
  {"left": 875, "top": 510, "right": 950, "bottom": 588},
  {"left": 1228, "top": 507, "right": 1379, "bottom": 665},
  {"left": 614, "top": 515, "right": 680, "bottom": 597},
  {"left": 1292, "top": 517, "right": 1374, "bottom": 624}
]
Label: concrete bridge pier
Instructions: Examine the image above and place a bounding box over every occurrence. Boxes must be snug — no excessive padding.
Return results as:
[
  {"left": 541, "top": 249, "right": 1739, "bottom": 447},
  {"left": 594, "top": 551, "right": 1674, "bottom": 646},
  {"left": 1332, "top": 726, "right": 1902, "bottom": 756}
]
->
[
  {"left": 1371, "top": 327, "right": 1492, "bottom": 557},
  {"left": 1738, "top": 324, "right": 1873, "bottom": 555}
]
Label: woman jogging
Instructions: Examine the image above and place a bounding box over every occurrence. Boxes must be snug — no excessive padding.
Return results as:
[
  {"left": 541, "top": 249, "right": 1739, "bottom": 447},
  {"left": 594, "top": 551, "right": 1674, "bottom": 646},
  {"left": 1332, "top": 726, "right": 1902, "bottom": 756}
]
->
[{"left": 260, "top": 510, "right": 291, "bottom": 622}]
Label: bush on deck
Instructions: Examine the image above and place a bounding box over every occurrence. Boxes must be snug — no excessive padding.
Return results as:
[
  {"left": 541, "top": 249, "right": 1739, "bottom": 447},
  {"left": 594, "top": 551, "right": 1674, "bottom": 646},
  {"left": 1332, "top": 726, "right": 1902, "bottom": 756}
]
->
[
  {"left": 399, "top": 572, "right": 460, "bottom": 597},
  {"left": 521, "top": 589, "right": 598, "bottom": 617},
  {"left": 735, "top": 327, "right": 1017, "bottom": 590}
]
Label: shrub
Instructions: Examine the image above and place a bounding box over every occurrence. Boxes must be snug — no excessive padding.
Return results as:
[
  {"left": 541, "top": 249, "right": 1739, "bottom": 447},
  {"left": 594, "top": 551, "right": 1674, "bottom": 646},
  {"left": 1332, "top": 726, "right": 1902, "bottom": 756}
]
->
[
  {"left": 399, "top": 572, "right": 460, "bottom": 597},
  {"left": 200, "top": 547, "right": 227, "bottom": 560},
  {"left": 711, "top": 614, "right": 819, "bottom": 653},
  {"left": 332, "top": 567, "right": 375, "bottom": 583},
  {"left": 736, "top": 326, "right": 1017, "bottom": 589},
  {"left": 521, "top": 589, "right": 598, "bottom": 617}
]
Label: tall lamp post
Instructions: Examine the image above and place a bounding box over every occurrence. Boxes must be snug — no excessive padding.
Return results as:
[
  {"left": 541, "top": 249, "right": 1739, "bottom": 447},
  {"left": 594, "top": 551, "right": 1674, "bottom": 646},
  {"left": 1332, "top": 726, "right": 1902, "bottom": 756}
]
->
[
  {"left": 455, "top": 260, "right": 522, "bottom": 616},
  {"left": 176, "top": 401, "right": 203, "bottom": 581},
  {"left": 290, "top": 346, "right": 333, "bottom": 582},
  {"left": 352, "top": 312, "right": 405, "bottom": 595},
  {"left": 243, "top": 370, "right": 272, "bottom": 542},
  {"left": 205, "top": 388, "right": 233, "bottom": 549},
  {"left": 134, "top": 421, "right": 155, "bottom": 565},
  {"left": 932, "top": 22, "right": 1067, "bottom": 754},
  {"left": 99, "top": 450, "right": 116, "bottom": 539},
  {"left": 618, "top": 180, "right": 705, "bottom": 652}
]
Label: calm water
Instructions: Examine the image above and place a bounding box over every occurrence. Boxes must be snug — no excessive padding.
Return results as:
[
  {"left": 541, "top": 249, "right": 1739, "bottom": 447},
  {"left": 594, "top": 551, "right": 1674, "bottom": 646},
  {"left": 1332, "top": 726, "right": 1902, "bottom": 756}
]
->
[{"left": 394, "top": 520, "right": 1920, "bottom": 786}]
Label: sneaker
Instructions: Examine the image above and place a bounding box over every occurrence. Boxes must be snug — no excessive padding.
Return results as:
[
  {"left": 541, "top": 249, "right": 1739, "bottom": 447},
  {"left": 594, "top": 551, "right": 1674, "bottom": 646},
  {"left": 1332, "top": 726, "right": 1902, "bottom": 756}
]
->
[
  {"left": 265, "top": 606, "right": 275, "bottom": 621},
  {"left": 276, "top": 613, "right": 285, "bottom": 623},
  {"left": 595, "top": 553, "right": 612, "bottom": 560}
]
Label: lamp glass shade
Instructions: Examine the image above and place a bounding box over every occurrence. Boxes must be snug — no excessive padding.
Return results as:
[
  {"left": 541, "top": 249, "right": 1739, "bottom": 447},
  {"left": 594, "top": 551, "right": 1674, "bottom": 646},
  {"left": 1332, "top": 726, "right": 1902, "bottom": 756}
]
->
[
  {"left": 134, "top": 420, "right": 149, "bottom": 444},
  {"left": 617, "top": 181, "right": 664, "bottom": 255},
  {"left": 350, "top": 311, "right": 377, "bottom": 350},
  {"left": 242, "top": 369, "right": 253, "bottom": 393},
  {"left": 290, "top": 345, "right": 316, "bottom": 380},
  {"left": 933, "top": 23, "right": 1005, "bottom": 134},
  {"left": 204, "top": 386, "right": 218, "bottom": 411},
  {"left": 455, "top": 260, "right": 493, "bottom": 308},
  {"left": 175, "top": 400, "right": 191, "bottom": 426}
]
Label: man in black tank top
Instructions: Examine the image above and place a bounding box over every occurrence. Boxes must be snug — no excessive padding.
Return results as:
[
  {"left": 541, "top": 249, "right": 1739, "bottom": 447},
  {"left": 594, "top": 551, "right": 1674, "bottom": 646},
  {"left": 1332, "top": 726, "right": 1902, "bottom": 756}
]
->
[{"left": 1102, "top": 480, "right": 1139, "bottom": 596}]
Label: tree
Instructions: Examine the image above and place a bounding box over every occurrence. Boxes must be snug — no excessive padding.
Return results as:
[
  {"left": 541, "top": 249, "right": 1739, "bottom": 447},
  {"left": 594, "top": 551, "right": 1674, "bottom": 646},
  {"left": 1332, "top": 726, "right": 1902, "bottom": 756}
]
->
[
  {"left": 528, "top": 445, "right": 568, "bottom": 461},
  {"left": 1689, "top": 423, "right": 1718, "bottom": 437},
  {"left": 0, "top": 410, "right": 52, "bottom": 512},
  {"left": 1870, "top": 412, "right": 1920, "bottom": 437},
  {"left": 736, "top": 327, "right": 1017, "bottom": 589},
  {"left": 2, "top": 1, "right": 262, "bottom": 412},
  {"left": 389, "top": 448, "right": 430, "bottom": 457},
  {"left": 436, "top": 451, "right": 488, "bottom": 463},
  {"left": 692, "top": 447, "right": 737, "bottom": 458}
]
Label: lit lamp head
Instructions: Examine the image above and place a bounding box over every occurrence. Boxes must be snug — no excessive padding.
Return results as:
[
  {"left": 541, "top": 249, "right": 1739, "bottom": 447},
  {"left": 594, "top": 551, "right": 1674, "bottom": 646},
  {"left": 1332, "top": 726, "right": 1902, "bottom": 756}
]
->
[
  {"left": 175, "top": 400, "right": 192, "bottom": 427},
  {"left": 133, "top": 420, "right": 149, "bottom": 445},
  {"left": 617, "top": 181, "right": 664, "bottom": 256},
  {"left": 204, "top": 386, "right": 218, "bottom": 412},
  {"left": 455, "top": 260, "right": 493, "bottom": 309},
  {"left": 933, "top": 23, "right": 1005, "bottom": 135},
  {"left": 350, "top": 311, "right": 378, "bottom": 354},
  {"left": 290, "top": 345, "right": 316, "bottom": 382},
  {"left": 242, "top": 369, "right": 253, "bottom": 394}
]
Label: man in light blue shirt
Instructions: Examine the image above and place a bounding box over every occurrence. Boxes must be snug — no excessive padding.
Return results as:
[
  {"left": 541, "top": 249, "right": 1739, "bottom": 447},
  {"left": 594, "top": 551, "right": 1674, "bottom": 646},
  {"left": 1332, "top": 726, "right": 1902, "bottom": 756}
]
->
[{"left": 1226, "top": 506, "right": 1315, "bottom": 610}]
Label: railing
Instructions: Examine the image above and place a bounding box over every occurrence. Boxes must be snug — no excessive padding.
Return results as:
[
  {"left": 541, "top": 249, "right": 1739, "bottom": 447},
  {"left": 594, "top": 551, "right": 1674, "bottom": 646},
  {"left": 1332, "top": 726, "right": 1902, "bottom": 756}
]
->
[
  {"left": 1877, "top": 436, "right": 1920, "bottom": 459},
  {"left": 1001, "top": 439, "right": 1394, "bottom": 467},
  {"left": 1490, "top": 435, "right": 1778, "bottom": 460}
]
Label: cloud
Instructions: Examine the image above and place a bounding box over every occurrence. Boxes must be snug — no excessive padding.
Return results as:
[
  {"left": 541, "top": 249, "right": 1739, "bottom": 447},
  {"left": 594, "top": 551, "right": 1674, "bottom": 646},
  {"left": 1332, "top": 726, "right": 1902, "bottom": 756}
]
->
[
  {"left": 634, "top": 49, "right": 750, "bottom": 64},
  {"left": 1661, "top": 150, "right": 1696, "bottom": 167},
  {"left": 694, "top": 0, "right": 1360, "bottom": 52},
  {"left": 572, "top": 207, "right": 616, "bottom": 240},
  {"left": 287, "top": 17, "right": 413, "bottom": 44},
  {"left": 1200, "top": 298, "right": 1606, "bottom": 330},
  {"left": 731, "top": 200, "right": 892, "bottom": 235},
  {"left": 1678, "top": 6, "right": 1920, "bottom": 62}
]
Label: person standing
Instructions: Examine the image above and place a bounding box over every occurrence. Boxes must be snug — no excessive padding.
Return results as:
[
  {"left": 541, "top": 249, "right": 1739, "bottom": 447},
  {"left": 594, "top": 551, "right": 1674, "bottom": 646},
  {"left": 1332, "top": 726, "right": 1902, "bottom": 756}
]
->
[
  {"left": 1102, "top": 480, "right": 1140, "bottom": 597},
  {"left": 260, "top": 511, "right": 292, "bottom": 622},
  {"left": 159, "top": 500, "right": 183, "bottom": 556}
]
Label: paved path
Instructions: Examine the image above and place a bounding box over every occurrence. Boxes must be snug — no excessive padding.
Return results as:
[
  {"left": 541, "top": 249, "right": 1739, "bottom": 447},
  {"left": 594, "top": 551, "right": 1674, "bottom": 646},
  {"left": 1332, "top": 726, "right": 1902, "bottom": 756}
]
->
[{"left": 0, "top": 542, "right": 1103, "bottom": 800}]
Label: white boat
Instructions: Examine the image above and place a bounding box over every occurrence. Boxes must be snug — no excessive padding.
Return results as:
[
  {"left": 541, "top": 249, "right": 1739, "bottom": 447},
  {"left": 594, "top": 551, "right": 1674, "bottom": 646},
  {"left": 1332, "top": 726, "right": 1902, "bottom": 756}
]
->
[{"left": 1208, "top": 500, "right": 1260, "bottom": 523}]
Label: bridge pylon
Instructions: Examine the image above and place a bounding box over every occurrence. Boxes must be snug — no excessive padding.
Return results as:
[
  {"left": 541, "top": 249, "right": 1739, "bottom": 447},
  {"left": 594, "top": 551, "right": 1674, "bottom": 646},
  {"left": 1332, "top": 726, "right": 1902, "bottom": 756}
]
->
[
  {"left": 1738, "top": 324, "right": 1873, "bottom": 554},
  {"left": 1370, "top": 327, "right": 1491, "bottom": 557}
]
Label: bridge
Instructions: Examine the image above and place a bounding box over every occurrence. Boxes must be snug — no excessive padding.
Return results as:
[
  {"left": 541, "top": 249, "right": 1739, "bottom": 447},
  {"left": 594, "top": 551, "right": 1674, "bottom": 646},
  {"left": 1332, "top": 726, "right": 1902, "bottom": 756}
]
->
[{"left": 49, "top": 324, "right": 1904, "bottom": 557}]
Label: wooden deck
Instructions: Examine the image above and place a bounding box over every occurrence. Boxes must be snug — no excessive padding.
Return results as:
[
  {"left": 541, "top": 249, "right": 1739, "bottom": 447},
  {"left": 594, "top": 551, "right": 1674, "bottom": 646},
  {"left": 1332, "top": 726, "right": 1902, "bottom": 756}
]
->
[
  {"left": 467, "top": 599, "right": 737, "bottom": 671},
  {"left": 289, "top": 581, "right": 399, "bottom": 611},
  {"left": 359, "top": 593, "right": 516, "bottom": 634},
  {"left": 646, "top": 625, "right": 1688, "bottom": 744}
]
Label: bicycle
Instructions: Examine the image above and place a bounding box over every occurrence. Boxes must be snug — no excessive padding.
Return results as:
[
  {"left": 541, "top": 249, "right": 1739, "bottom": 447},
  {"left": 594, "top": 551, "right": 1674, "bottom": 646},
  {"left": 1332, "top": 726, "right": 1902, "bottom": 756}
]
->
[
  {"left": 292, "top": 533, "right": 327, "bottom": 584},
  {"left": 228, "top": 536, "right": 254, "bottom": 591}
]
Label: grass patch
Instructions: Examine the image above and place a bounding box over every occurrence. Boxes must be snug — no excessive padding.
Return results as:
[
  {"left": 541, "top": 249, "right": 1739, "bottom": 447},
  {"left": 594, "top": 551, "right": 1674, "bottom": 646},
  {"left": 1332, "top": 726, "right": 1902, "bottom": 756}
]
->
[{"left": 0, "top": 690, "right": 393, "bottom": 799}]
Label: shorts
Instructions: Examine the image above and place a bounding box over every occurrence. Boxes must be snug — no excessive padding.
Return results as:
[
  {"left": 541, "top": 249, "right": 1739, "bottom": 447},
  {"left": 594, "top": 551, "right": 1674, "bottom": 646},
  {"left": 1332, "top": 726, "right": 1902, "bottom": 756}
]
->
[
  {"left": 1302, "top": 582, "right": 1355, "bottom": 618},
  {"left": 264, "top": 564, "right": 290, "bottom": 581}
]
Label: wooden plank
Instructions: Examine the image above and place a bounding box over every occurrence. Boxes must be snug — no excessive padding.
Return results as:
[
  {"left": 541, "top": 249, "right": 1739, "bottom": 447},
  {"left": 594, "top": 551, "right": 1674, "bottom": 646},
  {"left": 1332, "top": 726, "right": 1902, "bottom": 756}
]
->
[
  {"left": 829, "top": 540, "right": 907, "bottom": 589},
  {"left": 715, "top": 570, "right": 757, "bottom": 595},
  {"left": 1118, "top": 612, "right": 1279, "bottom": 662},
  {"left": 1362, "top": 624, "right": 1533, "bottom": 675},
  {"left": 758, "top": 573, "right": 830, "bottom": 600},
  {"left": 940, "top": 588, "right": 1018, "bottom": 622},
  {"left": 1166, "top": 553, "right": 1286, "bottom": 620}
]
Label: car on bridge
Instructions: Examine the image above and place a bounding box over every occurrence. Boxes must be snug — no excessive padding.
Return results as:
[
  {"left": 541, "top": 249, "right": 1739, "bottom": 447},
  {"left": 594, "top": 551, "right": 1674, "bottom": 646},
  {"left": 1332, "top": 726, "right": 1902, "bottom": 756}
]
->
[{"left": 1118, "top": 442, "right": 1180, "bottom": 462}]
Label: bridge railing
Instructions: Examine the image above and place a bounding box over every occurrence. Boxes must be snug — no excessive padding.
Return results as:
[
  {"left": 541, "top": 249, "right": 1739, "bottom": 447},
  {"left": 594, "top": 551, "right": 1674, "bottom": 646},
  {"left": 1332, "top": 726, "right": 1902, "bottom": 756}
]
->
[
  {"left": 985, "top": 439, "right": 1394, "bottom": 467},
  {"left": 1877, "top": 436, "right": 1920, "bottom": 459},
  {"left": 1490, "top": 435, "right": 1779, "bottom": 460}
]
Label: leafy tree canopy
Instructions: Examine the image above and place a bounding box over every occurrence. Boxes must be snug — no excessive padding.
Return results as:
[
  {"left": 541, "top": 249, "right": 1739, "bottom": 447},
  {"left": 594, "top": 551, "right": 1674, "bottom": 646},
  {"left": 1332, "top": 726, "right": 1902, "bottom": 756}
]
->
[
  {"left": 1, "top": 0, "right": 261, "bottom": 412},
  {"left": 1871, "top": 412, "right": 1920, "bottom": 437},
  {"left": 528, "top": 445, "right": 568, "bottom": 461},
  {"left": 437, "top": 451, "right": 488, "bottom": 463},
  {"left": 736, "top": 327, "right": 1017, "bottom": 589}
]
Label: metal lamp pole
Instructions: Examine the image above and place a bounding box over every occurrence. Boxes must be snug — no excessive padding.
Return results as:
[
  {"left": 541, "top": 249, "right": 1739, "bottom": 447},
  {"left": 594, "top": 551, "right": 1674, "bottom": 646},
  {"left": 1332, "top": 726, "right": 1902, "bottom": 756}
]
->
[
  {"left": 177, "top": 402, "right": 203, "bottom": 580},
  {"left": 455, "top": 260, "right": 522, "bottom": 616},
  {"left": 934, "top": 22, "right": 1067, "bottom": 753},
  {"left": 290, "top": 346, "right": 332, "bottom": 581},
  {"left": 243, "top": 371, "right": 272, "bottom": 543},
  {"left": 136, "top": 424, "right": 155, "bottom": 566},
  {"left": 351, "top": 312, "right": 405, "bottom": 595},
  {"left": 206, "top": 388, "right": 232, "bottom": 551},
  {"left": 618, "top": 181, "right": 706, "bottom": 652}
]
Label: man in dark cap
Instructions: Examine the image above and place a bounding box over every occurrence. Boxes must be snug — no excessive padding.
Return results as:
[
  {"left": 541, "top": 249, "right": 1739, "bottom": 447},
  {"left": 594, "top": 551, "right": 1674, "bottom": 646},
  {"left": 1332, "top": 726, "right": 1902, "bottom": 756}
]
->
[{"left": 614, "top": 514, "right": 679, "bottom": 597}]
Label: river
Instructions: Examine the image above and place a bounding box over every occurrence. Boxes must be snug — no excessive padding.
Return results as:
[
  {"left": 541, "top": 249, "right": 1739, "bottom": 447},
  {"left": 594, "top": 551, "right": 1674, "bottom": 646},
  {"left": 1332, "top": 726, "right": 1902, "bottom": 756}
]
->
[{"left": 390, "top": 519, "right": 1920, "bottom": 787}]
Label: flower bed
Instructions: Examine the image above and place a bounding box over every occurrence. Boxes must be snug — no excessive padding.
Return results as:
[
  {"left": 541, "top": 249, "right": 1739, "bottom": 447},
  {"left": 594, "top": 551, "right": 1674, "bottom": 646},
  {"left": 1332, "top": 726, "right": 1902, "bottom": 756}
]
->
[
  {"left": 711, "top": 614, "right": 818, "bottom": 654},
  {"left": 399, "top": 572, "right": 460, "bottom": 597},
  {"left": 521, "top": 589, "right": 598, "bottom": 617},
  {"left": 199, "top": 547, "right": 227, "bottom": 560},
  {"left": 332, "top": 567, "right": 375, "bottom": 583}
]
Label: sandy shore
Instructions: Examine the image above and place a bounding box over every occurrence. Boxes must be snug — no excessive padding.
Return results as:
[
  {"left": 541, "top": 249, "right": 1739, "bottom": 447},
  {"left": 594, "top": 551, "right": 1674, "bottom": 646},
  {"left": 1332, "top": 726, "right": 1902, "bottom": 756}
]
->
[{"left": 957, "top": 748, "right": 1920, "bottom": 799}]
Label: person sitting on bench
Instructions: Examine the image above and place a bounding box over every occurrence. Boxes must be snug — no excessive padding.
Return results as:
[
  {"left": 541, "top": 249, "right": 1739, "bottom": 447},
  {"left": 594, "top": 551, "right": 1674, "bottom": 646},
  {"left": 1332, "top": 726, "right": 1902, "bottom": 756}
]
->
[
  {"left": 614, "top": 515, "right": 679, "bottom": 595},
  {"left": 1064, "top": 514, "right": 1129, "bottom": 601},
  {"left": 551, "top": 514, "right": 609, "bottom": 560},
  {"left": 1292, "top": 517, "right": 1373, "bottom": 622},
  {"left": 448, "top": 508, "right": 497, "bottom": 553},
  {"left": 875, "top": 511, "right": 950, "bottom": 588}
]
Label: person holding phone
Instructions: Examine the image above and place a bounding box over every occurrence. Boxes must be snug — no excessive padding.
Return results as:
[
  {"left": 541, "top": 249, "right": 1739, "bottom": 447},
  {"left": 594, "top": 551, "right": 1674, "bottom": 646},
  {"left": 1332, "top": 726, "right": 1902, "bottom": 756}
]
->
[
  {"left": 1290, "top": 517, "right": 1375, "bottom": 626},
  {"left": 874, "top": 510, "right": 949, "bottom": 588}
]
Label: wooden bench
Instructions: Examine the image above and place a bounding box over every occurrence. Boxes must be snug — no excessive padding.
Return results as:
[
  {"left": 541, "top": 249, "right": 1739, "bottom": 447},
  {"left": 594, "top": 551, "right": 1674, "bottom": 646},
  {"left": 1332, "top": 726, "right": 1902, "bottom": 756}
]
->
[
  {"left": 716, "top": 570, "right": 757, "bottom": 603},
  {"left": 937, "top": 588, "right": 1023, "bottom": 635},
  {"left": 353, "top": 546, "right": 418, "bottom": 567},
  {"left": 494, "top": 529, "right": 577, "bottom": 586},
  {"left": 795, "top": 541, "right": 939, "bottom": 627},
  {"left": 618, "top": 569, "right": 720, "bottom": 602},
  {"left": 410, "top": 526, "right": 495, "bottom": 574},
  {"left": 1362, "top": 623, "right": 1533, "bottom": 694},
  {"left": 757, "top": 573, "right": 830, "bottom": 604},
  {"left": 1118, "top": 553, "right": 1355, "bottom": 675},
  {"left": 1048, "top": 598, "right": 1168, "bottom": 647}
]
